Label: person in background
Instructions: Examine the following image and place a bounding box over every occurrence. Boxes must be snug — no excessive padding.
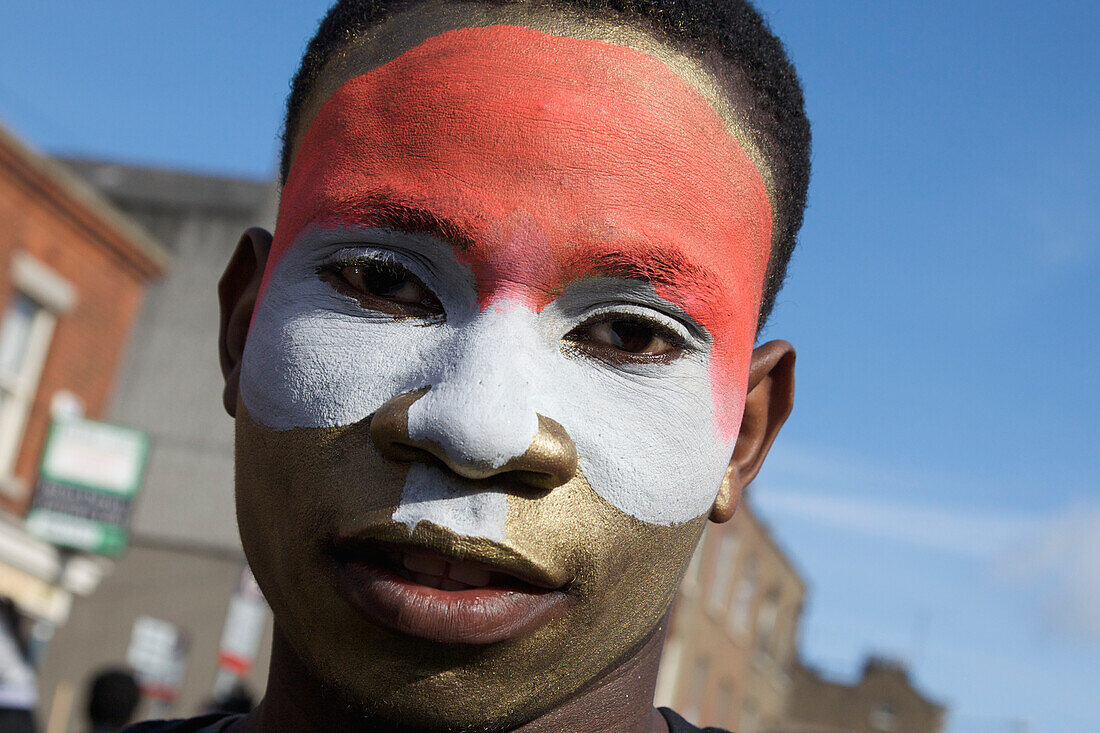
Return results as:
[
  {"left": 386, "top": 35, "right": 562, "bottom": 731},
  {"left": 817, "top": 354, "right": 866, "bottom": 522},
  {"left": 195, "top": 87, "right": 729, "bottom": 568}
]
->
[
  {"left": 0, "top": 600, "right": 37, "bottom": 733},
  {"left": 202, "top": 683, "right": 254, "bottom": 717},
  {"left": 86, "top": 668, "right": 140, "bottom": 733}
]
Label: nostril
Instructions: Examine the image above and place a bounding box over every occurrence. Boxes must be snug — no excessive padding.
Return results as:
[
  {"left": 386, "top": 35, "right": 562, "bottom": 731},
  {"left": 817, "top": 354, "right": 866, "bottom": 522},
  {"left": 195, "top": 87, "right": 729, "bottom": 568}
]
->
[{"left": 501, "top": 414, "right": 578, "bottom": 489}]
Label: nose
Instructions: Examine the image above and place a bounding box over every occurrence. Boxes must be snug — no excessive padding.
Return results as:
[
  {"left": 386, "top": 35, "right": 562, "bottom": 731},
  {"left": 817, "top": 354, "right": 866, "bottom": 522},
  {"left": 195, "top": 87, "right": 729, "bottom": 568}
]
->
[{"left": 370, "top": 389, "right": 578, "bottom": 490}]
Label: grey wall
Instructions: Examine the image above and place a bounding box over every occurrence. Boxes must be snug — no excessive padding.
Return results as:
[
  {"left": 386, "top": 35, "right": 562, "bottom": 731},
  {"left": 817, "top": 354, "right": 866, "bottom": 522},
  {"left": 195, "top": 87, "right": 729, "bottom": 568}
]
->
[
  {"left": 39, "top": 543, "right": 273, "bottom": 731},
  {"left": 61, "top": 159, "right": 277, "bottom": 552}
]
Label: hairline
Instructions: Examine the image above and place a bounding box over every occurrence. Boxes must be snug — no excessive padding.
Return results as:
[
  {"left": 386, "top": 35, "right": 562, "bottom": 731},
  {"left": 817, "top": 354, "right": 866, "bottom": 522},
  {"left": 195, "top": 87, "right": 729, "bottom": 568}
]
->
[{"left": 283, "top": 5, "right": 778, "bottom": 200}]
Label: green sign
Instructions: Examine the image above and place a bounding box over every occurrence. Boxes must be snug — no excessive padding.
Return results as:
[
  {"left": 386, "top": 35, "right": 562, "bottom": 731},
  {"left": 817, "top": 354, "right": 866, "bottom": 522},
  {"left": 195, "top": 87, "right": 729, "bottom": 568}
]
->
[{"left": 25, "top": 417, "right": 149, "bottom": 555}]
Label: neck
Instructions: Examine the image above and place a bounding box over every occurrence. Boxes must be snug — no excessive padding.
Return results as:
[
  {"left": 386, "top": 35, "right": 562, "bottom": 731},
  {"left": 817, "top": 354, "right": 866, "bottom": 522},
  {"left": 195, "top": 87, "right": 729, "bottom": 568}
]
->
[{"left": 236, "top": 622, "right": 671, "bottom": 733}]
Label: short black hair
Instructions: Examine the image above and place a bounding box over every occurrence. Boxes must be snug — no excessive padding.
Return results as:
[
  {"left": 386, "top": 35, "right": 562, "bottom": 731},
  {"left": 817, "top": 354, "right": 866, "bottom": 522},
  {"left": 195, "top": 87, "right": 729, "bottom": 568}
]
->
[{"left": 280, "top": 0, "right": 810, "bottom": 329}]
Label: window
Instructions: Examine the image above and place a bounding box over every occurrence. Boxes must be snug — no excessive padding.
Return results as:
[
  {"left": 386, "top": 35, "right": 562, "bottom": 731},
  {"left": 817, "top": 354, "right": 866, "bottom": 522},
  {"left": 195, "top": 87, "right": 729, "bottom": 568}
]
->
[
  {"left": 870, "top": 701, "right": 899, "bottom": 731},
  {"left": 706, "top": 529, "right": 740, "bottom": 614},
  {"left": 728, "top": 554, "right": 759, "bottom": 635},
  {"left": 683, "top": 531, "right": 707, "bottom": 595},
  {"left": 681, "top": 657, "right": 710, "bottom": 724},
  {"left": 739, "top": 697, "right": 760, "bottom": 733},
  {"left": 0, "top": 293, "right": 56, "bottom": 478},
  {"left": 754, "top": 590, "right": 781, "bottom": 657},
  {"left": 713, "top": 680, "right": 735, "bottom": 728},
  {"left": 771, "top": 605, "right": 794, "bottom": 667},
  {"left": 0, "top": 254, "right": 74, "bottom": 485}
]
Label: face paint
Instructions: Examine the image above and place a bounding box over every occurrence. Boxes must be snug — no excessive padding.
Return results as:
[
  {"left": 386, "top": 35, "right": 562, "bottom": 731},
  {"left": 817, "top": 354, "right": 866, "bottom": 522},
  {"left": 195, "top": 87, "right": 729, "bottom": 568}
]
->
[
  {"left": 236, "top": 404, "right": 702, "bottom": 730},
  {"left": 244, "top": 229, "right": 733, "bottom": 525},
  {"left": 241, "top": 24, "right": 771, "bottom": 520},
  {"left": 392, "top": 463, "right": 509, "bottom": 541},
  {"left": 235, "top": 21, "right": 771, "bottom": 730},
  {"left": 258, "top": 24, "right": 771, "bottom": 439}
]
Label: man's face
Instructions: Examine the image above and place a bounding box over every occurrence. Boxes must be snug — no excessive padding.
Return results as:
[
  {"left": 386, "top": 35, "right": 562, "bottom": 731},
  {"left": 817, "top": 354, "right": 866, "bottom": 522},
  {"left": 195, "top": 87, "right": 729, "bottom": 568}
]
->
[{"left": 234, "top": 12, "right": 771, "bottom": 730}]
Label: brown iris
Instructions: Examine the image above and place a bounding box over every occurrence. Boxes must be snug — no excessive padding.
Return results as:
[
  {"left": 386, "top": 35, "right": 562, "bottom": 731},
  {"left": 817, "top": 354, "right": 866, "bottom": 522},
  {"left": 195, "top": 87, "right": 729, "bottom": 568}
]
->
[
  {"left": 566, "top": 317, "right": 684, "bottom": 363},
  {"left": 320, "top": 260, "right": 443, "bottom": 318}
]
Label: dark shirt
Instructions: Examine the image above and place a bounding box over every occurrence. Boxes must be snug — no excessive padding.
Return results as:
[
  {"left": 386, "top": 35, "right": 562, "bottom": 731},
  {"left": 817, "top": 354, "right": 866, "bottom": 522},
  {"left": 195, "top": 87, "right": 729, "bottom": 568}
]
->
[
  {"left": 659, "top": 707, "right": 733, "bottom": 733},
  {"left": 120, "top": 713, "right": 242, "bottom": 732},
  {"left": 122, "top": 709, "right": 728, "bottom": 732}
]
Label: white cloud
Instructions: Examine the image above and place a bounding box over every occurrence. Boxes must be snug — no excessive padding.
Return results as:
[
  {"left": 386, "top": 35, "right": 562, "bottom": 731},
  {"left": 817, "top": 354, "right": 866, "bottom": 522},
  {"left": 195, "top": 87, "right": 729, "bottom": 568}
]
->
[
  {"left": 753, "top": 464, "right": 1100, "bottom": 642},
  {"left": 753, "top": 487, "right": 1032, "bottom": 560},
  {"left": 1001, "top": 504, "right": 1100, "bottom": 640}
]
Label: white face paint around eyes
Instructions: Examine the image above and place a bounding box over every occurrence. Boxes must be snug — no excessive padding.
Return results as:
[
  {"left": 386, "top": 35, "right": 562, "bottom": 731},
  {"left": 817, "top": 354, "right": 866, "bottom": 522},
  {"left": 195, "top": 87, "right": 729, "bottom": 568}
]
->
[{"left": 239, "top": 227, "right": 740, "bottom": 527}]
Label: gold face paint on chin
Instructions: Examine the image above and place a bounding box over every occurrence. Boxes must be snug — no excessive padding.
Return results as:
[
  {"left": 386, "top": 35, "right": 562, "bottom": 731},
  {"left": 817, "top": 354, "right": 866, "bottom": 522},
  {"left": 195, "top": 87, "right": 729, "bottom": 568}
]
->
[{"left": 235, "top": 402, "right": 703, "bottom": 730}]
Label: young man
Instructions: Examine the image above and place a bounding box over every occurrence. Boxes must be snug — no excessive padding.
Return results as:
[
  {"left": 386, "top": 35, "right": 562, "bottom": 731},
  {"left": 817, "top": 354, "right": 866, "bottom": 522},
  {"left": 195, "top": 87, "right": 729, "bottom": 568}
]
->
[{"left": 131, "top": 0, "right": 809, "bottom": 730}]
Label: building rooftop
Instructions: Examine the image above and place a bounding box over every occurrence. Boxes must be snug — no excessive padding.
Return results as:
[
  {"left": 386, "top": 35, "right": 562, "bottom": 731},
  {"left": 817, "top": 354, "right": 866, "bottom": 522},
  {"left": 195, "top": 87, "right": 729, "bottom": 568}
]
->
[{"left": 59, "top": 157, "right": 272, "bottom": 228}]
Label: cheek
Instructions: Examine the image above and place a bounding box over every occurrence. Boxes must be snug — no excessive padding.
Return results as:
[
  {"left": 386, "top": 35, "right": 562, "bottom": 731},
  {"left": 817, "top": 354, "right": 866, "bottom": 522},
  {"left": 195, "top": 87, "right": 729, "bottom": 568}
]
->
[
  {"left": 647, "top": 282, "right": 757, "bottom": 443},
  {"left": 240, "top": 261, "right": 442, "bottom": 431},
  {"left": 534, "top": 354, "right": 737, "bottom": 525}
]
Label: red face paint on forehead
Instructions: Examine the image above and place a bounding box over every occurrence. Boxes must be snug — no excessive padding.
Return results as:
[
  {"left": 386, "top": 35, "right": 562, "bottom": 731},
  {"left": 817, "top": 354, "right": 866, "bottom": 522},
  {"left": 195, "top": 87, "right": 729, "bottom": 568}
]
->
[{"left": 267, "top": 25, "right": 772, "bottom": 438}]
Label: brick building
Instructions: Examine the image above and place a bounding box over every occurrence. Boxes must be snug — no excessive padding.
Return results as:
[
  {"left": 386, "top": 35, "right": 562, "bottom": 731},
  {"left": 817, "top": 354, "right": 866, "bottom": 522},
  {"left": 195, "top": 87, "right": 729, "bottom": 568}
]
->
[
  {"left": 0, "top": 120, "right": 167, "bottom": 680},
  {"left": 0, "top": 128, "right": 168, "bottom": 516},
  {"left": 655, "top": 497, "right": 806, "bottom": 732},
  {"left": 780, "top": 658, "right": 945, "bottom": 733}
]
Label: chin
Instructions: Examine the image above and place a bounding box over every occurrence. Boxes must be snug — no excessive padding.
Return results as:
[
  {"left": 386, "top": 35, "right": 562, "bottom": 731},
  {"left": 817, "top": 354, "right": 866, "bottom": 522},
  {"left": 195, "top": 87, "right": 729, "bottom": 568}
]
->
[{"left": 297, "top": 639, "right": 581, "bottom": 732}]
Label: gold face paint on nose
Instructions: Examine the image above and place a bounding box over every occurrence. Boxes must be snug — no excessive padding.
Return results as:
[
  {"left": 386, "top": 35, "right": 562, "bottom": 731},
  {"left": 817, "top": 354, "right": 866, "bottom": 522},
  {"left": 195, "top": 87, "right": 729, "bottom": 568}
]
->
[{"left": 369, "top": 388, "right": 579, "bottom": 490}]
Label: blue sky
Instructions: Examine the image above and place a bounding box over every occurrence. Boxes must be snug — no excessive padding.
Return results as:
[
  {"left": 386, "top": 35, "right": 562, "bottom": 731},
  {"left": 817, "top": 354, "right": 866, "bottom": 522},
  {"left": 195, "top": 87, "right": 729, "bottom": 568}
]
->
[{"left": 1, "top": 2, "right": 1097, "bottom": 731}]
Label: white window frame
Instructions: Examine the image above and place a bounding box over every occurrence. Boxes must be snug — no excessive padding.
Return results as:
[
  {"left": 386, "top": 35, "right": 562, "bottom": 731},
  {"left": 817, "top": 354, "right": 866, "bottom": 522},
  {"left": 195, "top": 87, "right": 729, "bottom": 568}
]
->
[
  {"left": 706, "top": 529, "right": 740, "bottom": 616},
  {"left": 754, "top": 589, "right": 781, "bottom": 657},
  {"left": 0, "top": 253, "right": 75, "bottom": 490},
  {"left": 682, "top": 530, "right": 707, "bottom": 597},
  {"left": 728, "top": 554, "right": 759, "bottom": 636}
]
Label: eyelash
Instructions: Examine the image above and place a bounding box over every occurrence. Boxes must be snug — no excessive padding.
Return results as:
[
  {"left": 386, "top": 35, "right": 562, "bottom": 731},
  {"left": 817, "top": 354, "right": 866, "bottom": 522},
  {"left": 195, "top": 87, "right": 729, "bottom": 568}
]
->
[
  {"left": 316, "top": 255, "right": 443, "bottom": 319},
  {"left": 316, "top": 254, "right": 693, "bottom": 361},
  {"left": 320, "top": 249, "right": 403, "bottom": 272},
  {"left": 566, "top": 311, "right": 693, "bottom": 363}
]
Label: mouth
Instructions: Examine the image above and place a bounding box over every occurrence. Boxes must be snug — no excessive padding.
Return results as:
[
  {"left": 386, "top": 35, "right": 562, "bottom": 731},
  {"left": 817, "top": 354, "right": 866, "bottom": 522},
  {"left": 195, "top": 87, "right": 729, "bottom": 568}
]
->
[{"left": 330, "top": 528, "right": 572, "bottom": 644}]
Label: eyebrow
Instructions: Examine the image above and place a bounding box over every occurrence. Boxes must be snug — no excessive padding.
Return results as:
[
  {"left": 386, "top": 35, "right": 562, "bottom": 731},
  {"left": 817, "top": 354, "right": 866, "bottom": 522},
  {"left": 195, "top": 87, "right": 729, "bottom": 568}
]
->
[
  {"left": 573, "top": 244, "right": 724, "bottom": 298},
  {"left": 317, "top": 193, "right": 477, "bottom": 252},
  {"left": 318, "top": 194, "right": 723, "bottom": 296}
]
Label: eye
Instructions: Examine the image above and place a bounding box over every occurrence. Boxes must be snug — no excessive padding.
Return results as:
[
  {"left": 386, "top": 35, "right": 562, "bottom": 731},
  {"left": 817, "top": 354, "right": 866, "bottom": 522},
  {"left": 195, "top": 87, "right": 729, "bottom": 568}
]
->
[
  {"left": 319, "top": 259, "right": 443, "bottom": 318},
  {"left": 565, "top": 316, "right": 686, "bottom": 363}
]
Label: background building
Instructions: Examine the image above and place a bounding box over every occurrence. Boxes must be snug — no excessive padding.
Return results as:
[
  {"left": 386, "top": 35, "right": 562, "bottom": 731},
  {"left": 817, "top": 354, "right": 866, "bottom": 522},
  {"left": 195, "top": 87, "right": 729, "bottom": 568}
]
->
[
  {"left": 655, "top": 497, "right": 806, "bottom": 733},
  {"left": 780, "top": 657, "right": 946, "bottom": 733},
  {"left": 37, "top": 158, "right": 275, "bottom": 729},
  {"left": 0, "top": 122, "right": 168, "bottom": 723}
]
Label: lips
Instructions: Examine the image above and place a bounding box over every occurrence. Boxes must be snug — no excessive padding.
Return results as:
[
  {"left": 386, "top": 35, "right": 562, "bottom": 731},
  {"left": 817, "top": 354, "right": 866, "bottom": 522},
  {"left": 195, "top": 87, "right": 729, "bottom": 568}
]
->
[{"left": 331, "top": 530, "right": 572, "bottom": 644}]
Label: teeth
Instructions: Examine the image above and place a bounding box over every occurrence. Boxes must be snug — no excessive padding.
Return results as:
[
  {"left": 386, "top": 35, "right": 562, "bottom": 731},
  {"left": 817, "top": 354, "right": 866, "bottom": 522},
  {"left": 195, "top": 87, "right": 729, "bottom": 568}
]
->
[
  {"left": 403, "top": 553, "right": 447, "bottom": 576},
  {"left": 413, "top": 572, "right": 443, "bottom": 589},
  {"left": 397, "top": 551, "right": 496, "bottom": 590},
  {"left": 447, "top": 563, "right": 492, "bottom": 587}
]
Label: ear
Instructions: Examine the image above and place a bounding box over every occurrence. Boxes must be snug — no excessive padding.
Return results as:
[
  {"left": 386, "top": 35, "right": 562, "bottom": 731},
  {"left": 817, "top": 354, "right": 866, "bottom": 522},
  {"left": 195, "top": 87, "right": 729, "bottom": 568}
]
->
[
  {"left": 709, "top": 340, "right": 795, "bottom": 522},
  {"left": 218, "top": 227, "right": 273, "bottom": 417}
]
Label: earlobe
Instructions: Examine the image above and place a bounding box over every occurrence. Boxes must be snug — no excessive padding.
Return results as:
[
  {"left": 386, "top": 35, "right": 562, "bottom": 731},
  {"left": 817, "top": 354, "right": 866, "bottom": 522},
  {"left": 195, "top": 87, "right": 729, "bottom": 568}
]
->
[
  {"left": 218, "top": 227, "right": 273, "bottom": 417},
  {"left": 709, "top": 340, "right": 795, "bottom": 523}
]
